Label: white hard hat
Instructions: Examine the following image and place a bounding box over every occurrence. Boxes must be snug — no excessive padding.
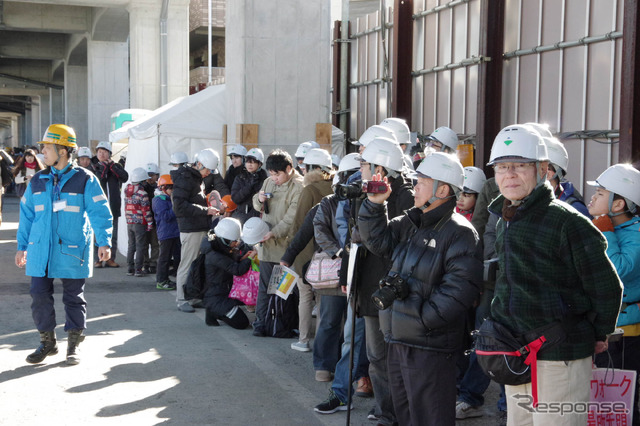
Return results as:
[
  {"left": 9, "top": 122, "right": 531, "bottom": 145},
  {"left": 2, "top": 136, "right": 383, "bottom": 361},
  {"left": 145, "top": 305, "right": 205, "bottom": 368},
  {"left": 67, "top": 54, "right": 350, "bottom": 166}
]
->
[
  {"left": 228, "top": 144, "right": 248, "bottom": 157},
  {"left": 380, "top": 117, "right": 411, "bottom": 146},
  {"left": 542, "top": 136, "right": 569, "bottom": 175},
  {"left": 295, "top": 141, "right": 320, "bottom": 158},
  {"left": 356, "top": 125, "right": 397, "bottom": 148},
  {"left": 304, "top": 148, "right": 333, "bottom": 171},
  {"left": 131, "top": 167, "right": 149, "bottom": 183},
  {"left": 242, "top": 217, "right": 270, "bottom": 245},
  {"left": 96, "top": 141, "right": 112, "bottom": 153},
  {"left": 361, "top": 137, "right": 405, "bottom": 174},
  {"left": 245, "top": 147, "right": 264, "bottom": 164},
  {"left": 415, "top": 152, "right": 465, "bottom": 191},
  {"left": 524, "top": 122, "right": 553, "bottom": 138},
  {"left": 462, "top": 166, "right": 487, "bottom": 194},
  {"left": 338, "top": 152, "right": 361, "bottom": 173},
  {"left": 146, "top": 162, "right": 160, "bottom": 175},
  {"left": 488, "top": 124, "right": 548, "bottom": 165},
  {"left": 587, "top": 164, "right": 640, "bottom": 213},
  {"left": 169, "top": 151, "right": 189, "bottom": 165},
  {"left": 214, "top": 217, "right": 242, "bottom": 242},
  {"left": 427, "top": 127, "right": 459, "bottom": 152},
  {"left": 77, "top": 147, "right": 92, "bottom": 158},
  {"left": 331, "top": 154, "right": 341, "bottom": 167},
  {"left": 195, "top": 148, "right": 220, "bottom": 171}
]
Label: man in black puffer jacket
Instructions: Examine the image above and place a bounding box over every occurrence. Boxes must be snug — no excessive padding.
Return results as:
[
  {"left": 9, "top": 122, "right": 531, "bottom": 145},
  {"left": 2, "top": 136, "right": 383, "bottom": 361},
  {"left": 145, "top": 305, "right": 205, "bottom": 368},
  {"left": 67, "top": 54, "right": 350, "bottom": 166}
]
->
[
  {"left": 358, "top": 152, "right": 482, "bottom": 426},
  {"left": 171, "top": 148, "right": 221, "bottom": 313}
]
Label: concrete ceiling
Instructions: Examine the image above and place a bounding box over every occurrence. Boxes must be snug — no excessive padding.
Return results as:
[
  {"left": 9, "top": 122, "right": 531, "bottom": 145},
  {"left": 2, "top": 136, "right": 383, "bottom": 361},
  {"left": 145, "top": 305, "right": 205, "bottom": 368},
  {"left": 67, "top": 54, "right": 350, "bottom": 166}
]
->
[{"left": 0, "top": 0, "right": 130, "bottom": 112}]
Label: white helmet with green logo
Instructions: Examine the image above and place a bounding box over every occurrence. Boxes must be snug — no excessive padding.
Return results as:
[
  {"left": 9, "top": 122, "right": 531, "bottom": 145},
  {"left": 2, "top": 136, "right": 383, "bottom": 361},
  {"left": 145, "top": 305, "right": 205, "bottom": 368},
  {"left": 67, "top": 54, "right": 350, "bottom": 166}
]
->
[{"left": 488, "top": 124, "right": 548, "bottom": 165}]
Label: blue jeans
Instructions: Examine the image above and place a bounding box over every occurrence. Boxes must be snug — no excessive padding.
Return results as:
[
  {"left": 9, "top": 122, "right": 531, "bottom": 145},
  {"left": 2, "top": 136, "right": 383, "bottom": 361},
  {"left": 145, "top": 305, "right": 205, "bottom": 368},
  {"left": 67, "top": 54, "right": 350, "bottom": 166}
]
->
[
  {"left": 313, "top": 295, "right": 347, "bottom": 371},
  {"left": 31, "top": 276, "right": 86, "bottom": 331},
  {"left": 332, "top": 304, "right": 367, "bottom": 402},
  {"left": 458, "top": 288, "right": 507, "bottom": 411}
]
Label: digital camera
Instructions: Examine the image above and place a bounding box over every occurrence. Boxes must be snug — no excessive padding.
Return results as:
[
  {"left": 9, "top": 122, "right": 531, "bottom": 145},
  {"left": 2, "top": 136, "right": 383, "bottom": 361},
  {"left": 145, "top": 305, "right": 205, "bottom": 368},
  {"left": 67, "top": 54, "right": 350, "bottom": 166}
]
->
[{"left": 371, "top": 274, "right": 409, "bottom": 310}]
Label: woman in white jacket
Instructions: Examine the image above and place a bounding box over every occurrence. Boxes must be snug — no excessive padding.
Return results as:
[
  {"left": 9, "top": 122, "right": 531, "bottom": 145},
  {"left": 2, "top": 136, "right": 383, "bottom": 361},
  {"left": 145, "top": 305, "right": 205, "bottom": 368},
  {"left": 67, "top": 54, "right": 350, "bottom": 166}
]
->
[{"left": 12, "top": 149, "right": 44, "bottom": 198}]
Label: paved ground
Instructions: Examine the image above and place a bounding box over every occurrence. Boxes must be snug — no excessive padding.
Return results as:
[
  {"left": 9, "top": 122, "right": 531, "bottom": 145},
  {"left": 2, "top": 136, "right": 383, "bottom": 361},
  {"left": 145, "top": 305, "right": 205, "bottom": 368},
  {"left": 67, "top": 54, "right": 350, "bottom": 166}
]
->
[{"left": 0, "top": 194, "right": 503, "bottom": 425}]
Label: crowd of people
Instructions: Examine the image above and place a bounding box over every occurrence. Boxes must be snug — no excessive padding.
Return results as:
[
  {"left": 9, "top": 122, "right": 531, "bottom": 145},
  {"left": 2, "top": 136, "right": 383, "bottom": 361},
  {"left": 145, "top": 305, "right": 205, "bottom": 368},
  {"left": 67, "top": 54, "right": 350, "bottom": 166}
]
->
[{"left": 6, "top": 118, "right": 640, "bottom": 426}]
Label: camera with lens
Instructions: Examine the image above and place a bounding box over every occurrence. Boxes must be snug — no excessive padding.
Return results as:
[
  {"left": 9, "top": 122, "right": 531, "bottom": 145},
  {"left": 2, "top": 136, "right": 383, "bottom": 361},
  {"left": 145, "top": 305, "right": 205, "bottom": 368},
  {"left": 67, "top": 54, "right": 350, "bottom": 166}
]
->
[
  {"left": 335, "top": 180, "right": 389, "bottom": 200},
  {"left": 371, "top": 273, "right": 410, "bottom": 310}
]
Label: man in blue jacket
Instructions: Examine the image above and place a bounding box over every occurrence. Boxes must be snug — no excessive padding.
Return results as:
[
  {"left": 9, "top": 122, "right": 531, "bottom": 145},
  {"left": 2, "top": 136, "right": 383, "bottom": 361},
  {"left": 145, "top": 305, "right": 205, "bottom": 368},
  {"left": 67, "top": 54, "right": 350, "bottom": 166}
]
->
[{"left": 15, "top": 124, "right": 113, "bottom": 366}]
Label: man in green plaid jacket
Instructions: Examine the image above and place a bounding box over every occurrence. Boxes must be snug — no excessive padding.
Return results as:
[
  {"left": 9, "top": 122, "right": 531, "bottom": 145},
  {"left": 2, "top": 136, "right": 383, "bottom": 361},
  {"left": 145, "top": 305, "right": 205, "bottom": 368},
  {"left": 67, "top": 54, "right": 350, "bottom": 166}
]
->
[{"left": 486, "top": 124, "right": 622, "bottom": 426}]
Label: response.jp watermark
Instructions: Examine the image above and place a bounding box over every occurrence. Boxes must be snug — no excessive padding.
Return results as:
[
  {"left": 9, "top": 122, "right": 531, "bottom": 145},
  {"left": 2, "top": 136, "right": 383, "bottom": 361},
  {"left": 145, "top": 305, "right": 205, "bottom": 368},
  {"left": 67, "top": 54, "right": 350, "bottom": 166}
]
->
[{"left": 512, "top": 393, "right": 629, "bottom": 415}]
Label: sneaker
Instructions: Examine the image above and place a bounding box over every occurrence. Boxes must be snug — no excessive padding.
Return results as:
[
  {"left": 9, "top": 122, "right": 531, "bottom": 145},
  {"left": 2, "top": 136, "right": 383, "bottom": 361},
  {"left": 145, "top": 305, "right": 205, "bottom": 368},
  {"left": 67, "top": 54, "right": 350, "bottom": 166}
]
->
[
  {"left": 455, "top": 401, "right": 483, "bottom": 419},
  {"left": 315, "top": 370, "right": 333, "bottom": 382},
  {"left": 355, "top": 376, "right": 374, "bottom": 398},
  {"left": 291, "top": 341, "right": 311, "bottom": 352},
  {"left": 134, "top": 269, "right": 146, "bottom": 277},
  {"left": 156, "top": 281, "right": 176, "bottom": 290},
  {"left": 126, "top": 268, "right": 135, "bottom": 276},
  {"left": 314, "top": 390, "right": 350, "bottom": 414},
  {"left": 178, "top": 302, "right": 195, "bottom": 313},
  {"left": 367, "top": 407, "right": 379, "bottom": 421}
]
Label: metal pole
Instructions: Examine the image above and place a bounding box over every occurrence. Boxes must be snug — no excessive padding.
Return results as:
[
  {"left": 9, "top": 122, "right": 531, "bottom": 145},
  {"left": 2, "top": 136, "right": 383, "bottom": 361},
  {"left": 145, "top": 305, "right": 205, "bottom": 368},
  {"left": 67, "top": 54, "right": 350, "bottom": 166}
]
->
[
  {"left": 339, "top": 0, "right": 349, "bottom": 133},
  {"left": 208, "top": 0, "right": 213, "bottom": 85},
  {"left": 160, "top": 0, "right": 169, "bottom": 105}
]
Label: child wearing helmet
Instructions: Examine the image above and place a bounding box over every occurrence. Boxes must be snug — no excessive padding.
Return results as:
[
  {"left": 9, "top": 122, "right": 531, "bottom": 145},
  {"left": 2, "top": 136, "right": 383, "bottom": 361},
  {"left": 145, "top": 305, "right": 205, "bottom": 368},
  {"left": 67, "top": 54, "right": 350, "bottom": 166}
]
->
[
  {"left": 153, "top": 174, "right": 180, "bottom": 290},
  {"left": 455, "top": 167, "right": 487, "bottom": 221},
  {"left": 197, "top": 217, "right": 256, "bottom": 329},
  {"left": 125, "top": 168, "right": 154, "bottom": 277},
  {"left": 589, "top": 164, "right": 640, "bottom": 419},
  {"left": 230, "top": 148, "right": 267, "bottom": 224},
  {"left": 224, "top": 144, "right": 247, "bottom": 190}
]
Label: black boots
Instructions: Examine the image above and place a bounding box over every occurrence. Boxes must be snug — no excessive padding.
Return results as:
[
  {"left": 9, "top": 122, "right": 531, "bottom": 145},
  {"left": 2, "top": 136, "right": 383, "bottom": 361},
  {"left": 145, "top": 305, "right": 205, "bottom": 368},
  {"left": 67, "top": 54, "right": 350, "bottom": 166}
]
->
[
  {"left": 66, "top": 329, "right": 85, "bottom": 365},
  {"left": 26, "top": 331, "right": 58, "bottom": 364}
]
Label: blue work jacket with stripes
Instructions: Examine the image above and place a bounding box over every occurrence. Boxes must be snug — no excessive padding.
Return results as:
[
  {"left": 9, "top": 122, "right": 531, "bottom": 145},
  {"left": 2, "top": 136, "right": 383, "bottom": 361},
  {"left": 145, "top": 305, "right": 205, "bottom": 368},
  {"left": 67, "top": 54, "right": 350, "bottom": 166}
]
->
[{"left": 17, "top": 164, "right": 113, "bottom": 279}]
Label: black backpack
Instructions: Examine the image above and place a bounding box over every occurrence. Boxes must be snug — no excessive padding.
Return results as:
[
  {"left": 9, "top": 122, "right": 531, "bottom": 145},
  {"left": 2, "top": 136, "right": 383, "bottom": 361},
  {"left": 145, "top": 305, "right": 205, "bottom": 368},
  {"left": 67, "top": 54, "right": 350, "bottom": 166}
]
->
[{"left": 264, "top": 293, "right": 299, "bottom": 338}]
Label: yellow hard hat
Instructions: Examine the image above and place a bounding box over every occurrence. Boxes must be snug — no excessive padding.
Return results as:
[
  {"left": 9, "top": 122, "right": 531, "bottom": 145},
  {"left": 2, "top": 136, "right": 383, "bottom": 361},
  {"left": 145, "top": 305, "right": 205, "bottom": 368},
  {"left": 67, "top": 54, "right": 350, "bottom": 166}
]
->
[{"left": 39, "top": 124, "right": 77, "bottom": 148}]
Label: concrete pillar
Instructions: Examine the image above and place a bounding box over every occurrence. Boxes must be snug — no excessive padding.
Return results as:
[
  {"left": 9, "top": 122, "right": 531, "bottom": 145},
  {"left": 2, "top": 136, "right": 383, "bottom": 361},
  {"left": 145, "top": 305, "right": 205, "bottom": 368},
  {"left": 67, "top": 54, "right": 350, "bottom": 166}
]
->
[
  {"left": 87, "top": 40, "right": 130, "bottom": 142},
  {"left": 49, "top": 88, "right": 65, "bottom": 125},
  {"left": 39, "top": 93, "right": 50, "bottom": 136},
  {"left": 65, "top": 65, "right": 89, "bottom": 146},
  {"left": 31, "top": 96, "right": 41, "bottom": 144},
  {"left": 127, "top": 0, "right": 189, "bottom": 110},
  {"left": 226, "top": 0, "right": 331, "bottom": 155}
]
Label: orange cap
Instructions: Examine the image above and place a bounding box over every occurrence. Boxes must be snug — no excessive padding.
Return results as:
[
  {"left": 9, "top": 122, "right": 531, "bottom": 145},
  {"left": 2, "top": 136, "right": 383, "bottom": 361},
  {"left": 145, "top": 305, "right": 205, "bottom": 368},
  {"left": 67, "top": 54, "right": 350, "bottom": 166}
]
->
[{"left": 221, "top": 194, "right": 237, "bottom": 212}]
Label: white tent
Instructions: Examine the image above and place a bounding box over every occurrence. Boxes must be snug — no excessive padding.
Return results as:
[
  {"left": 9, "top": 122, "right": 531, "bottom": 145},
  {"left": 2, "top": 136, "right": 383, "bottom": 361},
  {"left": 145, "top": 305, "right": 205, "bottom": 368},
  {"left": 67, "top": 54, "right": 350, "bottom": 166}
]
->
[
  {"left": 109, "top": 84, "right": 226, "bottom": 176},
  {"left": 109, "top": 84, "right": 226, "bottom": 257}
]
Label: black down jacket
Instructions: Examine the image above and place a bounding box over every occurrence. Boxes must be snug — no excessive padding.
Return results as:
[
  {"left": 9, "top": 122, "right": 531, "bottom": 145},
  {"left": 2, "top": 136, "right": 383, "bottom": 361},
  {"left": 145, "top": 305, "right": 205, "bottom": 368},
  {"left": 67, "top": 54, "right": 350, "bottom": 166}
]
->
[
  {"left": 200, "top": 235, "right": 252, "bottom": 317},
  {"left": 358, "top": 198, "right": 483, "bottom": 352},
  {"left": 171, "top": 165, "right": 211, "bottom": 233},
  {"left": 353, "top": 175, "right": 415, "bottom": 317},
  {"left": 231, "top": 168, "right": 267, "bottom": 224}
]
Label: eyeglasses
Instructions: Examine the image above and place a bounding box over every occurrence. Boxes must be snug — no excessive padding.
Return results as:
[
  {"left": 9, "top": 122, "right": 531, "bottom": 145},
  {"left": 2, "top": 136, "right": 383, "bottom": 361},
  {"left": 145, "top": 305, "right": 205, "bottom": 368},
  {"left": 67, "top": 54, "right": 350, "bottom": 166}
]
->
[{"left": 493, "top": 163, "right": 535, "bottom": 174}]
